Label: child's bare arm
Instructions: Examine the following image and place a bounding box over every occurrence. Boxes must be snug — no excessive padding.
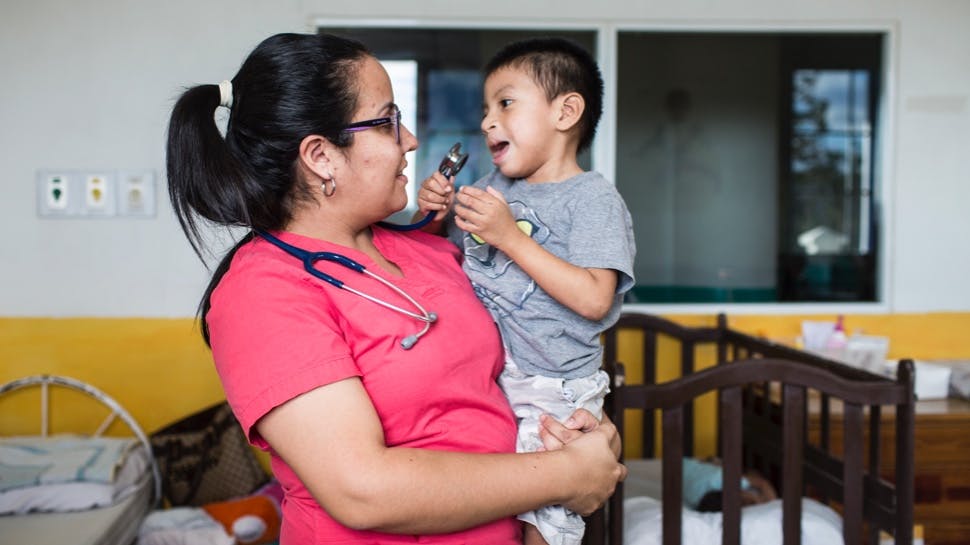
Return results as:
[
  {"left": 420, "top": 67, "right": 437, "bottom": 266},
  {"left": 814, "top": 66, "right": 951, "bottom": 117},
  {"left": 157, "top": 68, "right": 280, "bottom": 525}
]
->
[{"left": 454, "top": 186, "right": 618, "bottom": 321}]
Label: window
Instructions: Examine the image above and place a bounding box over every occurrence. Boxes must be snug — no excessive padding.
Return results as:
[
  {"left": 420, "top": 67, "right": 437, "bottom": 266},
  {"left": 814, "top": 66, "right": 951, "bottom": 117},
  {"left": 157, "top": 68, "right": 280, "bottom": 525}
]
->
[{"left": 615, "top": 32, "right": 883, "bottom": 303}]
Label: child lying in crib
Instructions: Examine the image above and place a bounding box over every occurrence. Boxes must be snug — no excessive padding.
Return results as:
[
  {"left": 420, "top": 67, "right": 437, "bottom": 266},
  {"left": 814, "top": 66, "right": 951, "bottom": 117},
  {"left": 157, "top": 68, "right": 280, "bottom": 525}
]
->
[
  {"left": 624, "top": 456, "right": 778, "bottom": 512},
  {"left": 687, "top": 457, "right": 778, "bottom": 512}
]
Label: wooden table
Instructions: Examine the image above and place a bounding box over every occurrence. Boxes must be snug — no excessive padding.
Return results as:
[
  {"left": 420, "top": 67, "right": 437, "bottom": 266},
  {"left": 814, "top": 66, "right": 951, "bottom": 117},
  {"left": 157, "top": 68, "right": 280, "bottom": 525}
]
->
[{"left": 809, "top": 396, "right": 970, "bottom": 545}]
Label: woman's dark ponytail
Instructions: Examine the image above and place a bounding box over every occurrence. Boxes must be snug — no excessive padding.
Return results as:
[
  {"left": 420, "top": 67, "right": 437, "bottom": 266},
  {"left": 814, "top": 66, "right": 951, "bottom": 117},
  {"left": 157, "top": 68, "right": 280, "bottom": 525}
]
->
[
  {"left": 165, "top": 33, "right": 371, "bottom": 344},
  {"left": 166, "top": 83, "right": 249, "bottom": 260}
]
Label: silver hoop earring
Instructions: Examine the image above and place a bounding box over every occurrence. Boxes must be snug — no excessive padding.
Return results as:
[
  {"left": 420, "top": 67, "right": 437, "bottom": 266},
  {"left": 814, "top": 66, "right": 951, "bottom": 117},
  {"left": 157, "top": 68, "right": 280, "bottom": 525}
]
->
[{"left": 322, "top": 177, "right": 336, "bottom": 197}]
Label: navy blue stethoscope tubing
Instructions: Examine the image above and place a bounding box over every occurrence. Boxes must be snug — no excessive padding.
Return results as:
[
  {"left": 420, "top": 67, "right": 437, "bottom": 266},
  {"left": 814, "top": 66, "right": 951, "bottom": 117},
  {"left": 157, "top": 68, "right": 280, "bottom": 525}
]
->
[
  {"left": 376, "top": 210, "right": 435, "bottom": 231},
  {"left": 375, "top": 141, "right": 468, "bottom": 231},
  {"left": 255, "top": 229, "right": 436, "bottom": 326},
  {"left": 256, "top": 229, "right": 361, "bottom": 288}
]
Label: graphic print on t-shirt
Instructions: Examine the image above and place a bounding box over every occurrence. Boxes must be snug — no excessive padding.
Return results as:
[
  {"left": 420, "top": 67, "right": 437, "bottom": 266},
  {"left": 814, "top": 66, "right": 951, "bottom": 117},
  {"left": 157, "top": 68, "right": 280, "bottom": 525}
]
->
[{"left": 463, "top": 200, "right": 548, "bottom": 315}]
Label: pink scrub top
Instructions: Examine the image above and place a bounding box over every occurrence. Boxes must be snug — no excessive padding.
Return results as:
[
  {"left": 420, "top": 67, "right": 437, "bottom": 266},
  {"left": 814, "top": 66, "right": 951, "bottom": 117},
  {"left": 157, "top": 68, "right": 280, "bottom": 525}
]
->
[{"left": 207, "top": 227, "right": 519, "bottom": 544}]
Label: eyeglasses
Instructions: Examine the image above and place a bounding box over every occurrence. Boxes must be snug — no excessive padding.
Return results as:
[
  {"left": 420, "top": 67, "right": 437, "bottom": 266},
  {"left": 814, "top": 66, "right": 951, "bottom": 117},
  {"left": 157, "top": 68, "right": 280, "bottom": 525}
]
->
[{"left": 340, "top": 105, "right": 402, "bottom": 144}]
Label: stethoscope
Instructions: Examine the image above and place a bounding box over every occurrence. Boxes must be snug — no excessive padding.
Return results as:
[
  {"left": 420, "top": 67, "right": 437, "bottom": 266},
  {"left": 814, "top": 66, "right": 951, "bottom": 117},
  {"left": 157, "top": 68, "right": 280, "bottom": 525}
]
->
[
  {"left": 254, "top": 143, "right": 468, "bottom": 350},
  {"left": 257, "top": 229, "right": 437, "bottom": 350},
  {"left": 377, "top": 143, "right": 468, "bottom": 231}
]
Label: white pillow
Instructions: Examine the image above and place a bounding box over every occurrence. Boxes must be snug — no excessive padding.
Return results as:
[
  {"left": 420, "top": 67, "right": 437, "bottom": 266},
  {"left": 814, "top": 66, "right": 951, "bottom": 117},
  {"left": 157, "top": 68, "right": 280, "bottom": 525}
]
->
[{"left": 0, "top": 442, "right": 150, "bottom": 514}]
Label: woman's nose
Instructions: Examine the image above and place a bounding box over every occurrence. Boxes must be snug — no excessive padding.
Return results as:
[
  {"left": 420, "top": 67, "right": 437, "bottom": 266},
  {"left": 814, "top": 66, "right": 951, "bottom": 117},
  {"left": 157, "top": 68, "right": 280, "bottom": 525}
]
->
[{"left": 401, "top": 123, "right": 418, "bottom": 152}]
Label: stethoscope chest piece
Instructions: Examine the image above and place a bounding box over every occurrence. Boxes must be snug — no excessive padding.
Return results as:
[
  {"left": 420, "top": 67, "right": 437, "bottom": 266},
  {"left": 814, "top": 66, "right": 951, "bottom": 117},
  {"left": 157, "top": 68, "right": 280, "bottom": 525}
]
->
[{"left": 378, "top": 142, "right": 469, "bottom": 232}]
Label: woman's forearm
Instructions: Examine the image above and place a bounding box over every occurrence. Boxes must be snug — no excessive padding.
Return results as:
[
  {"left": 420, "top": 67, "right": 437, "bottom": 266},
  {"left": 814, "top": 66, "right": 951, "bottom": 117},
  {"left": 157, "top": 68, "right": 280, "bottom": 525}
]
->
[
  {"left": 258, "top": 377, "right": 622, "bottom": 534},
  {"left": 328, "top": 447, "right": 572, "bottom": 533}
]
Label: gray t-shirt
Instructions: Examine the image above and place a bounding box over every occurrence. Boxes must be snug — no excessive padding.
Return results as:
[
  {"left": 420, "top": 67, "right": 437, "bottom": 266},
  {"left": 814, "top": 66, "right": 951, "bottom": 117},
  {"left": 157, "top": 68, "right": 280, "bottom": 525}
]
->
[{"left": 447, "top": 171, "right": 636, "bottom": 379}]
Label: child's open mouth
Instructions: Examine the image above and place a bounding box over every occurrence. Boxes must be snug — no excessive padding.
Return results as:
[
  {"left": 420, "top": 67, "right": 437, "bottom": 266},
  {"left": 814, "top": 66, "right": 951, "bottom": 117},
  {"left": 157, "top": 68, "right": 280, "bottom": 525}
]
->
[{"left": 489, "top": 141, "right": 509, "bottom": 161}]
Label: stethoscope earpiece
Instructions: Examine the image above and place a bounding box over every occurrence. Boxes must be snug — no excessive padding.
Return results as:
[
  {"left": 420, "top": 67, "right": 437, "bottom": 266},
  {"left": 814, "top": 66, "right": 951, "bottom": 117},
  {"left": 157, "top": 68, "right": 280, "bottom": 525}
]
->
[{"left": 400, "top": 312, "right": 438, "bottom": 349}]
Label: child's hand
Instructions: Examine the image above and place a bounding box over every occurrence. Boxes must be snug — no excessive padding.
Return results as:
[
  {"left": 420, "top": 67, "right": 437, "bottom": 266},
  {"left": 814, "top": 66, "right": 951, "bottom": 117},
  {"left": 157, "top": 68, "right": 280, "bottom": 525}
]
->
[
  {"left": 453, "top": 186, "right": 519, "bottom": 249},
  {"left": 417, "top": 171, "right": 454, "bottom": 222}
]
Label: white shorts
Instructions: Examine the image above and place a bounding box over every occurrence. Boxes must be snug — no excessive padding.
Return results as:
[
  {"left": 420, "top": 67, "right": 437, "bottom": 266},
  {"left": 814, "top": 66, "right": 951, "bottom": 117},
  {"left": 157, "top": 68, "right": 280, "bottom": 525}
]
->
[{"left": 497, "top": 357, "right": 610, "bottom": 545}]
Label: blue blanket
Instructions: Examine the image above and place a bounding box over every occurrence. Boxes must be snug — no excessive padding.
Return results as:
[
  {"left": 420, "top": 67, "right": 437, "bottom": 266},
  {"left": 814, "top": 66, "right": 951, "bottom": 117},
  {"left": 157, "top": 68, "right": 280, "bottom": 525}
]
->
[{"left": 0, "top": 436, "right": 136, "bottom": 493}]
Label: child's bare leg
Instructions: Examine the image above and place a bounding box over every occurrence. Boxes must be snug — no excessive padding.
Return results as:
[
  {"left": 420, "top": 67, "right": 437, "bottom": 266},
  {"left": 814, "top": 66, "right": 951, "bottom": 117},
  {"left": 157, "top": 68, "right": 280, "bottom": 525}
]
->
[{"left": 523, "top": 522, "right": 550, "bottom": 545}]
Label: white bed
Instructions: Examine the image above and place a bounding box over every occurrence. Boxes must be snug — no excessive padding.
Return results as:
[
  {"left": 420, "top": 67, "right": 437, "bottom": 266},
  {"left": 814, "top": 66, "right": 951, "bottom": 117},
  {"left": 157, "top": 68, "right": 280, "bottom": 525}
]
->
[
  {"left": 0, "top": 375, "right": 161, "bottom": 545},
  {"left": 622, "top": 459, "right": 844, "bottom": 545}
]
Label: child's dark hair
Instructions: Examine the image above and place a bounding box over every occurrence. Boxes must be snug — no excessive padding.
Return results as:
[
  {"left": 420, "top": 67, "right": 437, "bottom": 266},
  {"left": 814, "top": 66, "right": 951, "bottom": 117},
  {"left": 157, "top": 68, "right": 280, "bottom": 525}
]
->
[
  {"left": 695, "top": 490, "right": 724, "bottom": 512},
  {"left": 166, "top": 33, "right": 370, "bottom": 342},
  {"left": 484, "top": 37, "right": 603, "bottom": 152}
]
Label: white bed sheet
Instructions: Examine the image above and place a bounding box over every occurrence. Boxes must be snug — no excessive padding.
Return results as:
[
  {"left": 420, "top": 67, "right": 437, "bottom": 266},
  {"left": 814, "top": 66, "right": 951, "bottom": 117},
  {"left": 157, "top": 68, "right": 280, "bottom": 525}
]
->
[
  {"left": 0, "top": 375, "right": 159, "bottom": 545},
  {"left": 623, "top": 459, "right": 844, "bottom": 545},
  {"left": 0, "top": 441, "right": 150, "bottom": 515},
  {"left": 623, "top": 496, "right": 844, "bottom": 545},
  {"left": 0, "top": 471, "right": 153, "bottom": 545}
]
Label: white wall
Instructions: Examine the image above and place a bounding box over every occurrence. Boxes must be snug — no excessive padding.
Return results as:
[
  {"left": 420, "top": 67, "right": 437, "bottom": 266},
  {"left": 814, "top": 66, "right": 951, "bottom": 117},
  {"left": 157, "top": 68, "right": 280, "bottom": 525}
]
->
[
  {"left": 892, "top": 1, "right": 970, "bottom": 311},
  {"left": 1, "top": 0, "right": 967, "bottom": 316},
  {"left": 0, "top": 0, "right": 306, "bottom": 316}
]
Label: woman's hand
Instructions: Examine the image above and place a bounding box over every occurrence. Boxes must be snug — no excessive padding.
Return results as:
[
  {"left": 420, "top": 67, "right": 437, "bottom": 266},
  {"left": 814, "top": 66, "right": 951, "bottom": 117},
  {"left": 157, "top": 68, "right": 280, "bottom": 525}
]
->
[
  {"left": 556, "top": 423, "right": 627, "bottom": 515},
  {"left": 538, "top": 410, "right": 622, "bottom": 458},
  {"left": 417, "top": 171, "right": 454, "bottom": 222},
  {"left": 539, "top": 410, "right": 626, "bottom": 515}
]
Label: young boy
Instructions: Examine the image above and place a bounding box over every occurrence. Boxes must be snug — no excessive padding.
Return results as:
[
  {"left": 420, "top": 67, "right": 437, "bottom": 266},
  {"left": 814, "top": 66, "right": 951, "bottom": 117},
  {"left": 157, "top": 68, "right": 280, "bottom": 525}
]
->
[{"left": 418, "top": 38, "right": 636, "bottom": 545}]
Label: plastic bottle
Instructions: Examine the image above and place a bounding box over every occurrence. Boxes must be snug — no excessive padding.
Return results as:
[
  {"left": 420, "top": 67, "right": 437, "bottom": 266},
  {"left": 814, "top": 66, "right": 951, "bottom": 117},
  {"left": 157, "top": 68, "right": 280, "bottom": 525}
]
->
[{"left": 827, "top": 315, "right": 848, "bottom": 350}]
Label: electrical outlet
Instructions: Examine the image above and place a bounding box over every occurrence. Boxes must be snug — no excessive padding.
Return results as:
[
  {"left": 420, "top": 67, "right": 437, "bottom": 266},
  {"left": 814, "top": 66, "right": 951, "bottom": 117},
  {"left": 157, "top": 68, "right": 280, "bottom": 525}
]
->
[
  {"left": 82, "top": 172, "right": 115, "bottom": 216},
  {"left": 47, "top": 175, "right": 69, "bottom": 210},
  {"left": 118, "top": 170, "right": 156, "bottom": 217},
  {"left": 37, "top": 171, "right": 74, "bottom": 216},
  {"left": 85, "top": 175, "right": 107, "bottom": 209},
  {"left": 37, "top": 168, "right": 153, "bottom": 218}
]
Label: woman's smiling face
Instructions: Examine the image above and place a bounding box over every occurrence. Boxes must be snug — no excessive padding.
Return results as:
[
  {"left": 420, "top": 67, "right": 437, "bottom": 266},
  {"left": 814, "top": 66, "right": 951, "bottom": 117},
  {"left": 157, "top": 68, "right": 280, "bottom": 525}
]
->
[{"left": 340, "top": 56, "right": 418, "bottom": 221}]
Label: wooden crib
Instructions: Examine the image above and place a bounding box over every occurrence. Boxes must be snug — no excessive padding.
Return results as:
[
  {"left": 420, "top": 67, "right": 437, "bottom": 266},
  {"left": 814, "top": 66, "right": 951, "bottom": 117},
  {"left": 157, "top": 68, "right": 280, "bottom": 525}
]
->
[{"left": 583, "top": 313, "right": 914, "bottom": 545}]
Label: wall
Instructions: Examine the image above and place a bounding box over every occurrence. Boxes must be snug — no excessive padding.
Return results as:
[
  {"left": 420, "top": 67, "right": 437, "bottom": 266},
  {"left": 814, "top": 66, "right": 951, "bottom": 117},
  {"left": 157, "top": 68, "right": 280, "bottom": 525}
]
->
[
  {"left": 892, "top": 1, "right": 970, "bottom": 311},
  {"left": 1, "top": 312, "right": 966, "bottom": 442},
  {"left": 0, "top": 0, "right": 305, "bottom": 317},
  {"left": 0, "top": 0, "right": 968, "bottom": 317},
  {"left": 0, "top": 318, "right": 218, "bottom": 435},
  {"left": 1, "top": 1, "right": 968, "bottom": 434}
]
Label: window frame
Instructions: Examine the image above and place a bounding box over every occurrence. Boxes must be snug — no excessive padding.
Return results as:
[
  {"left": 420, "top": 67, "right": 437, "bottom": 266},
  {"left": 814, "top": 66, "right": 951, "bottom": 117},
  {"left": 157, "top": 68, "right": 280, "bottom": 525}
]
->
[{"left": 312, "top": 16, "right": 898, "bottom": 314}]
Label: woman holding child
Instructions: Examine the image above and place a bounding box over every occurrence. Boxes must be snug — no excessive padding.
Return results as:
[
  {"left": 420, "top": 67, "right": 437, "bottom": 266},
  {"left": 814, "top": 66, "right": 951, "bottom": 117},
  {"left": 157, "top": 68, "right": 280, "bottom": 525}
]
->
[{"left": 166, "top": 32, "right": 624, "bottom": 544}]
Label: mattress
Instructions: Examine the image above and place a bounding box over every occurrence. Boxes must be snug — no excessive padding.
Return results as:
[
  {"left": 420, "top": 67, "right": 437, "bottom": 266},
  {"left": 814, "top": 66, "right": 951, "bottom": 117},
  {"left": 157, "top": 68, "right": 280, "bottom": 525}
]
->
[
  {"left": 0, "top": 438, "right": 151, "bottom": 515},
  {"left": 0, "top": 470, "right": 153, "bottom": 545},
  {"left": 0, "top": 375, "right": 160, "bottom": 545},
  {"left": 622, "top": 458, "right": 844, "bottom": 545}
]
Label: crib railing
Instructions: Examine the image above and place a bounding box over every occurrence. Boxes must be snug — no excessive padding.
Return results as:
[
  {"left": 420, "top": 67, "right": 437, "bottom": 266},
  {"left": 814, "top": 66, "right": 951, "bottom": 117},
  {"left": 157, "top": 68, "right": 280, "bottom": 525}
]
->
[{"left": 587, "top": 313, "right": 914, "bottom": 545}]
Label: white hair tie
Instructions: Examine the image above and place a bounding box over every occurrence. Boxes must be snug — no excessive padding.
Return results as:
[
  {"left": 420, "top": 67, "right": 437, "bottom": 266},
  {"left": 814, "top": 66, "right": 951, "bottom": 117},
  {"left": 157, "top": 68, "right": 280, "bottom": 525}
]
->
[{"left": 218, "top": 80, "right": 233, "bottom": 108}]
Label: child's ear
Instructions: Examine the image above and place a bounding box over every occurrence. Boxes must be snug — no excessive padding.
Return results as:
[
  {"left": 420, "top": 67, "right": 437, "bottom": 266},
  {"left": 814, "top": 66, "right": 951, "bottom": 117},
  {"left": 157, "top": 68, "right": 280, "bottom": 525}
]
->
[{"left": 556, "top": 92, "right": 586, "bottom": 132}]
